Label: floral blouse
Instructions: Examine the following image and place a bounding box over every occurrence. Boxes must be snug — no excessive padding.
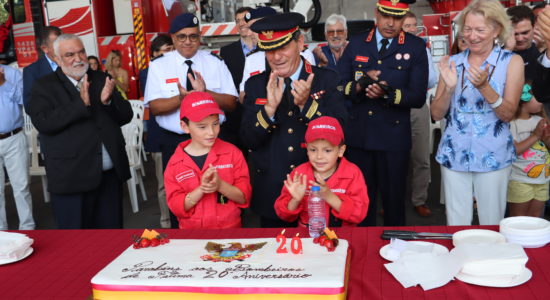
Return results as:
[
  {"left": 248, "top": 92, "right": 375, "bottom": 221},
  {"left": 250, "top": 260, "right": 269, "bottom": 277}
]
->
[{"left": 436, "top": 46, "right": 516, "bottom": 172}]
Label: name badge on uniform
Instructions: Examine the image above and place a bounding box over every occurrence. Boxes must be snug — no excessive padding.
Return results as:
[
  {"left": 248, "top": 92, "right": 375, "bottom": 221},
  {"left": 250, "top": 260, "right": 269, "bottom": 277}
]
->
[
  {"left": 255, "top": 98, "right": 268, "bottom": 105},
  {"left": 175, "top": 170, "right": 195, "bottom": 182},
  {"left": 165, "top": 78, "right": 178, "bottom": 84},
  {"left": 355, "top": 56, "right": 369, "bottom": 63},
  {"left": 355, "top": 71, "right": 364, "bottom": 81}
]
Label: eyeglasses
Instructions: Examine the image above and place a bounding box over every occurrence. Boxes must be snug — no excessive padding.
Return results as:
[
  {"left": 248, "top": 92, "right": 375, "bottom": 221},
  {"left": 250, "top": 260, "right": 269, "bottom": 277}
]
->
[
  {"left": 174, "top": 34, "right": 200, "bottom": 42},
  {"left": 326, "top": 29, "right": 345, "bottom": 36}
]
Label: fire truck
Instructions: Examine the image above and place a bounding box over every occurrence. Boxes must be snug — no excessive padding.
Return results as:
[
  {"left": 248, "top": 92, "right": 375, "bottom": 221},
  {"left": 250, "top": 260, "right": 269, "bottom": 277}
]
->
[{"left": 1, "top": 0, "right": 548, "bottom": 99}]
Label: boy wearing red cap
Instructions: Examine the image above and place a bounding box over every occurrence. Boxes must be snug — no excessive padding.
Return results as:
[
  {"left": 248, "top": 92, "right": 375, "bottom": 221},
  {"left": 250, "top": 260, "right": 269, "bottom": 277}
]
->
[
  {"left": 274, "top": 117, "right": 369, "bottom": 227},
  {"left": 164, "top": 92, "right": 251, "bottom": 228}
]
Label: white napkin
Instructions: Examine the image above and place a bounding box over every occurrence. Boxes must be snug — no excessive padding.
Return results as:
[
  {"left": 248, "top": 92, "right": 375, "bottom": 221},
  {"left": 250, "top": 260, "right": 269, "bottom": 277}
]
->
[
  {"left": 451, "top": 243, "right": 528, "bottom": 277},
  {"left": 0, "top": 231, "right": 33, "bottom": 260},
  {"left": 386, "top": 238, "right": 435, "bottom": 261},
  {"left": 384, "top": 240, "right": 462, "bottom": 290}
]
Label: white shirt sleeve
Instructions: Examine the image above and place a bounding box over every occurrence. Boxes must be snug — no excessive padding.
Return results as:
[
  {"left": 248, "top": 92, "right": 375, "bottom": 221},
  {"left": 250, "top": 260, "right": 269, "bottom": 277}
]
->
[
  {"left": 143, "top": 62, "right": 164, "bottom": 107},
  {"left": 538, "top": 51, "right": 550, "bottom": 68}
]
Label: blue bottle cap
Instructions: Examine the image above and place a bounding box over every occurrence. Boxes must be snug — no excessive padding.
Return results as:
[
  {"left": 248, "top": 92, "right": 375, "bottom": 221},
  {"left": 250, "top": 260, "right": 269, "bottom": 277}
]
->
[{"left": 311, "top": 186, "right": 320, "bottom": 192}]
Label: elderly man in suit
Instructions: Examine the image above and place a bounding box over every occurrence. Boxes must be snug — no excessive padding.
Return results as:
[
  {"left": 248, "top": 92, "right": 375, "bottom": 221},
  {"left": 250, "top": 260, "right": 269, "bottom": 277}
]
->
[
  {"left": 22, "top": 26, "right": 61, "bottom": 111},
  {"left": 28, "top": 34, "right": 132, "bottom": 229}
]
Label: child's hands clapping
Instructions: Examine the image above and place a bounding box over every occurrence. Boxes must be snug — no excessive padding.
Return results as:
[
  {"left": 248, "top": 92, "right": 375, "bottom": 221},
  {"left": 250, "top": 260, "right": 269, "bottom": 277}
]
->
[
  {"left": 310, "top": 174, "right": 335, "bottom": 201},
  {"left": 284, "top": 173, "right": 308, "bottom": 201},
  {"left": 534, "top": 119, "right": 547, "bottom": 138},
  {"left": 200, "top": 164, "right": 220, "bottom": 193}
]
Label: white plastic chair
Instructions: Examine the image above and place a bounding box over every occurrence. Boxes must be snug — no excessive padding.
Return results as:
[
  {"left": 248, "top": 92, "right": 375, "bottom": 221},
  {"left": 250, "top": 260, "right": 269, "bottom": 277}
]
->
[
  {"left": 121, "top": 100, "right": 148, "bottom": 213},
  {"left": 23, "top": 113, "right": 50, "bottom": 203},
  {"left": 128, "top": 100, "right": 148, "bottom": 163}
]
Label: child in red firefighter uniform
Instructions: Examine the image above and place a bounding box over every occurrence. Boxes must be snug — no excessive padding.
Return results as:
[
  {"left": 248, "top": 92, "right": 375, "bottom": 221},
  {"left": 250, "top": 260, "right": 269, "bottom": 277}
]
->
[
  {"left": 164, "top": 92, "right": 251, "bottom": 229},
  {"left": 274, "top": 116, "right": 369, "bottom": 227}
]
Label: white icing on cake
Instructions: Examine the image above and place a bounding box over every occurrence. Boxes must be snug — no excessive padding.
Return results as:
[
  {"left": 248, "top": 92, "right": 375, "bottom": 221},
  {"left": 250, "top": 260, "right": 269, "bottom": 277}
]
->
[{"left": 92, "top": 238, "right": 349, "bottom": 291}]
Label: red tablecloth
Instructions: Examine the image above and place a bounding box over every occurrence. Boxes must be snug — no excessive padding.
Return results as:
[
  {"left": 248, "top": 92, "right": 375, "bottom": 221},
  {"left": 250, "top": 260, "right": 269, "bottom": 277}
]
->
[{"left": 1, "top": 226, "right": 549, "bottom": 299}]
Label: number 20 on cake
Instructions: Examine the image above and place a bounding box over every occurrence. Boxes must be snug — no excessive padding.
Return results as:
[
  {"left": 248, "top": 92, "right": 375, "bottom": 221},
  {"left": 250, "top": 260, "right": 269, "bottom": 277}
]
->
[{"left": 91, "top": 234, "right": 350, "bottom": 299}]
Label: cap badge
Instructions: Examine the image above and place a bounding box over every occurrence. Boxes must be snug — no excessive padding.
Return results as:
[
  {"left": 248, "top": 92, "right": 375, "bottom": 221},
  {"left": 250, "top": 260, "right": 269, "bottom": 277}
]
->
[
  {"left": 391, "top": 0, "right": 399, "bottom": 6},
  {"left": 262, "top": 30, "right": 274, "bottom": 40},
  {"left": 193, "top": 17, "right": 198, "bottom": 24},
  {"left": 245, "top": 12, "right": 251, "bottom": 19}
]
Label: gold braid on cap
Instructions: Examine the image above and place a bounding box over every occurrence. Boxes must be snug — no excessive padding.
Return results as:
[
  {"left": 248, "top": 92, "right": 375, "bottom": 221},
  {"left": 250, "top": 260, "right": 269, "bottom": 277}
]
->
[
  {"left": 376, "top": 3, "right": 409, "bottom": 16},
  {"left": 258, "top": 27, "right": 299, "bottom": 50}
]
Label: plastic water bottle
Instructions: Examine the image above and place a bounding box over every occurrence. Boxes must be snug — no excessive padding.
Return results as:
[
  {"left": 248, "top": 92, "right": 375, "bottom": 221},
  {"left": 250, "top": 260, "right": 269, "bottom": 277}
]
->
[{"left": 308, "top": 186, "right": 326, "bottom": 238}]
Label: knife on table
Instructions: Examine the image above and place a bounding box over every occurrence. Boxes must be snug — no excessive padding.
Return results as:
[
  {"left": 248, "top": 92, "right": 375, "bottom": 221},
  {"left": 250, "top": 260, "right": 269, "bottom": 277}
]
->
[{"left": 381, "top": 230, "right": 453, "bottom": 240}]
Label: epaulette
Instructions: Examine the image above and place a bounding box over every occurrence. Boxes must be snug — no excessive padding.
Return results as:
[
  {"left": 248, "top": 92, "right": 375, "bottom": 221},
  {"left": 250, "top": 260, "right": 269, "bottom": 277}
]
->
[
  {"left": 151, "top": 54, "right": 163, "bottom": 61},
  {"left": 210, "top": 51, "right": 223, "bottom": 60},
  {"left": 246, "top": 48, "right": 260, "bottom": 57}
]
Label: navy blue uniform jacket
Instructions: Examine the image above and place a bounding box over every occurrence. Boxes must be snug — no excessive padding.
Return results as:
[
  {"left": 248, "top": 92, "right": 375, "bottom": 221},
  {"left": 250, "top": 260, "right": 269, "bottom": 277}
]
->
[
  {"left": 337, "top": 29, "right": 428, "bottom": 151},
  {"left": 241, "top": 59, "right": 348, "bottom": 219},
  {"left": 23, "top": 56, "right": 55, "bottom": 111}
]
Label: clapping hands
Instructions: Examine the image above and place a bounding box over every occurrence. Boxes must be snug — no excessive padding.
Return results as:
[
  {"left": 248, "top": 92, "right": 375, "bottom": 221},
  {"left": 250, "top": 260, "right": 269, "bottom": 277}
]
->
[
  {"left": 284, "top": 173, "right": 308, "bottom": 201},
  {"left": 200, "top": 164, "right": 220, "bottom": 194}
]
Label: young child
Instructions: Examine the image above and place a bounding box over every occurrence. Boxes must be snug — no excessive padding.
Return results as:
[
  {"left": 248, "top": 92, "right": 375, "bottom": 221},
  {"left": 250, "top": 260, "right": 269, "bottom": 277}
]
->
[
  {"left": 274, "top": 116, "right": 369, "bottom": 227},
  {"left": 164, "top": 92, "right": 251, "bottom": 228},
  {"left": 508, "top": 84, "right": 550, "bottom": 217}
]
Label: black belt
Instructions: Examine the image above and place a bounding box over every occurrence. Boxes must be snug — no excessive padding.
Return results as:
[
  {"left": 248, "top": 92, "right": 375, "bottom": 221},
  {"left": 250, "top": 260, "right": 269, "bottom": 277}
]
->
[{"left": 0, "top": 127, "right": 22, "bottom": 140}]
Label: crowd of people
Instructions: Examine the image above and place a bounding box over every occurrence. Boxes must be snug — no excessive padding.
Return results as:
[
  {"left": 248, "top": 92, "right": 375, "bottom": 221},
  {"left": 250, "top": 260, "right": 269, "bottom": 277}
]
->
[{"left": 2, "top": 0, "right": 550, "bottom": 231}]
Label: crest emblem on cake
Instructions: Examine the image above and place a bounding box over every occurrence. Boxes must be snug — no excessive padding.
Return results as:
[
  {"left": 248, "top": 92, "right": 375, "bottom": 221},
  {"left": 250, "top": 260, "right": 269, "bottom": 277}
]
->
[{"left": 201, "top": 241, "right": 267, "bottom": 262}]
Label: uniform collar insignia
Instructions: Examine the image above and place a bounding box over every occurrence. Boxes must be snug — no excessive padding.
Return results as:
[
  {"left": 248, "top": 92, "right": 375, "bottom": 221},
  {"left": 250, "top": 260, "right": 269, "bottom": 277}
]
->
[
  {"left": 398, "top": 31, "right": 405, "bottom": 44},
  {"left": 304, "top": 60, "right": 312, "bottom": 74},
  {"left": 366, "top": 28, "right": 375, "bottom": 42}
]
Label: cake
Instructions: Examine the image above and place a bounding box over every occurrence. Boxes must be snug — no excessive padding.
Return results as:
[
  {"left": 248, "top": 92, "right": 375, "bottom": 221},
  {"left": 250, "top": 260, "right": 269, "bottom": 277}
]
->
[{"left": 91, "top": 238, "right": 350, "bottom": 299}]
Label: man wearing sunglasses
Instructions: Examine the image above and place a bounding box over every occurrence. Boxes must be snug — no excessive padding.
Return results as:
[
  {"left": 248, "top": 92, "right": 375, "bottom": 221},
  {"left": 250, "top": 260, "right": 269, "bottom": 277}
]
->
[
  {"left": 144, "top": 13, "right": 238, "bottom": 171},
  {"left": 312, "top": 14, "right": 349, "bottom": 70}
]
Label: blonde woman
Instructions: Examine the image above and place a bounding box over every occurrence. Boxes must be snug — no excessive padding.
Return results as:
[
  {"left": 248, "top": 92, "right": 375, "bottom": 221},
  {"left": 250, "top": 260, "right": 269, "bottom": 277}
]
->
[
  {"left": 431, "top": 0, "right": 524, "bottom": 225},
  {"left": 105, "top": 50, "right": 129, "bottom": 99}
]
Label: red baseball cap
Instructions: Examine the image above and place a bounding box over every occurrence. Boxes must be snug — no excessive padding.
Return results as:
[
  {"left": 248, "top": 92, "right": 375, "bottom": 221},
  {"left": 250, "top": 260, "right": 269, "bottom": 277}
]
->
[
  {"left": 180, "top": 91, "right": 224, "bottom": 122},
  {"left": 305, "top": 116, "right": 344, "bottom": 146}
]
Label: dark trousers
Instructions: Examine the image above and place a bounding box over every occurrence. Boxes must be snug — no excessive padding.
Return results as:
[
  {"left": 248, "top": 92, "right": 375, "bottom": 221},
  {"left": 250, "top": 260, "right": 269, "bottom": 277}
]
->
[
  {"left": 159, "top": 129, "right": 189, "bottom": 228},
  {"left": 346, "top": 147, "right": 410, "bottom": 226},
  {"left": 50, "top": 169, "right": 123, "bottom": 229}
]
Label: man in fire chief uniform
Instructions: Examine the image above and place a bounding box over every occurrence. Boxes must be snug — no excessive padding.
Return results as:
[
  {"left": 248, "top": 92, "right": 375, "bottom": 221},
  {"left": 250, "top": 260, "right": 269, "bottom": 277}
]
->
[
  {"left": 337, "top": 0, "right": 428, "bottom": 226},
  {"left": 241, "top": 13, "right": 348, "bottom": 228}
]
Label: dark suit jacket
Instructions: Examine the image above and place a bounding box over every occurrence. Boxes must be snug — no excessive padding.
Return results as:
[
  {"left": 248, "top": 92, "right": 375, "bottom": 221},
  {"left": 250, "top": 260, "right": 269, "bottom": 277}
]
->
[
  {"left": 220, "top": 40, "right": 245, "bottom": 91},
  {"left": 28, "top": 68, "right": 133, "bottom": 194},
  {"left": 23, "top": 56, "right": 56, "bottom": 112}
]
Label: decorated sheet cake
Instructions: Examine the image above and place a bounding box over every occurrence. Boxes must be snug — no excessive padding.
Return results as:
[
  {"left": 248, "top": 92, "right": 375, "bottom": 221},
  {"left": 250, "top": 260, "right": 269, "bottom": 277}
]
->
[{"left": 91, "top": 236, "right": 350, "bottom": 300}]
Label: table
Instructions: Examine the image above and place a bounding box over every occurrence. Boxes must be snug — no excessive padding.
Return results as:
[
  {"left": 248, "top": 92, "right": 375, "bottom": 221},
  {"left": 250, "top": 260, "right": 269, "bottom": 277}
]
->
[{"left": 1, "top": 226, "right": 549, "bottom": 299}]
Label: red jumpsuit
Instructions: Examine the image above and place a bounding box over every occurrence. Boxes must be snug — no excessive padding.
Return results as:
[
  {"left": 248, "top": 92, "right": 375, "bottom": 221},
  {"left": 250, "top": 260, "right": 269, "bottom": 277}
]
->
[
  {"left": 164, "top": 139, "right": 251, "bottom": 228},
  {"left": 274, "top": 157, "right": 369, "bottom": 226}
]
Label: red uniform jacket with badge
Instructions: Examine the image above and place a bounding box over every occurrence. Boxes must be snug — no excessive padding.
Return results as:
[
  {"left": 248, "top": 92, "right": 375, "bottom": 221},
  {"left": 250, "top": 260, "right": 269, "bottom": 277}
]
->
[
  {"left": 241, "top": 58, "right": 348, "bottom": 220},
  {"left": 337, "top": 28, "right": 428, "bottom": 151},
  {"left": 164, "top": 139, "right": 252, "bottom": 229},
  {"left": 274, "top": 157, "right": 369, "bottom": 226}
]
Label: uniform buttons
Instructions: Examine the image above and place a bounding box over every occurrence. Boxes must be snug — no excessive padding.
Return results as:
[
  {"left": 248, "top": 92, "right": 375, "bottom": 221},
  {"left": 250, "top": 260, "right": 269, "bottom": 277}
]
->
[
  {"left": 288, "top": 111, "right": 293, "bottom": 117},
  {"left": 368, "top": 110, "right": 373, "bottom": 116},
  {"left": 398, "top": 66, "right": 402, "bottom": 70},
  {"left": 248, "top": 149, "right": 252, "bottom": 153},
  {"left": 272, "top": 125, "right": 277, "bottom": 129},
  {"left": 298, "top": 117, "right": 304, "bottom": 122},
  {"left": 288, "top": 146, "right": 294, "bottom": 152},
  {"left": 378, "top": 60, "right": 382, "bottom": 65},
  {"left": 395, "top": 120, "right": 400, "bottom": 124},
  {"left": 256, "top": 169, "right": 261, "bottom": 173},
  {"left": 358, "top": 64, "right": 362, "bottom": 68},
  {"left": 288, "top": 128, "right": 294, "bottom": 134},
  {"left": 290, "top": 164, "right": 295, "bottom": 169}
]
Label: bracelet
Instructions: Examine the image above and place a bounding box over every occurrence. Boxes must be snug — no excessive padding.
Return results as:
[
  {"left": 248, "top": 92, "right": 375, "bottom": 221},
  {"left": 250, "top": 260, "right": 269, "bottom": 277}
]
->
[{"left": 490, "top": 96, "right": 503, "bottom": 109}]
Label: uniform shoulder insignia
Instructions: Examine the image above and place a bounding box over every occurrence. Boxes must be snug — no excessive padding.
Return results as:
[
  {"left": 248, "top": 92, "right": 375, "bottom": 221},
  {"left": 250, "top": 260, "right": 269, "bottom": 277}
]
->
[
  {"left": 302, "top": 44, "right": 309, "bottom": 51},
  {"left": 210, "top": 51, "right": 223, "bottom": 60},
  {"left": 246, "top": 48, "right": 259, "bottom": 57},
  {"left": 151, "top": 54, "right": 163, "bottom": 61}
]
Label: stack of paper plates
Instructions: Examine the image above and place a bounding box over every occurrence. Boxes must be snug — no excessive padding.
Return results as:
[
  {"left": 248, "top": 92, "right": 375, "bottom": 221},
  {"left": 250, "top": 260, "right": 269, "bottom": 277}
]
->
[{"left": 500, "top": 217, "right": 550, "bottom": 248}]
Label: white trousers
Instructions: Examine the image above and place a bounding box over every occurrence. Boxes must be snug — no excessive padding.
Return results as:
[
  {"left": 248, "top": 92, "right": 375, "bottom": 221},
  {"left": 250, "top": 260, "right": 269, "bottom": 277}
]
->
[
  {"left": 441, "top": 165, "right": 511, "bottom": 225},
  {"left": 0, "top": 131, "right": 35, "bottom": 230}
]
